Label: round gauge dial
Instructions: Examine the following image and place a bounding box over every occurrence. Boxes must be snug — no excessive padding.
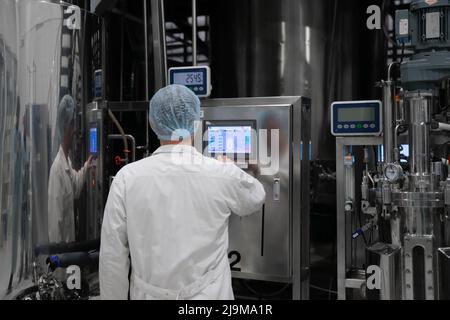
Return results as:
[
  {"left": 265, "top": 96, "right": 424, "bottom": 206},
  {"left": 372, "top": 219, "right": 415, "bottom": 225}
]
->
[{"left": 384, "top": 164, "right": 403, "bottom": 182}]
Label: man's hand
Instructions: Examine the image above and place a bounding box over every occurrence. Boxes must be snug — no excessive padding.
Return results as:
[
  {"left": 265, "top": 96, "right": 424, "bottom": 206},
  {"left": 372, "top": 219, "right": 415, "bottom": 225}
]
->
[
  {"left": 246, "top": 164, "right": 260, "bottom": 178},
  {"left": 85, "top": 155, "right": 95, "bottom": 170},
  {"left": 216, "top": 155, "right": 234, "bottom": 164}
]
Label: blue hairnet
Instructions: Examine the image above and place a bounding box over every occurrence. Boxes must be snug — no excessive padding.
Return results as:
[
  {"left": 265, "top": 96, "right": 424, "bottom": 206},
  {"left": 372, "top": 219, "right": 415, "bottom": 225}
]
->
[{"left": 149, "top": 84, "right": 201, "bottom": 141}]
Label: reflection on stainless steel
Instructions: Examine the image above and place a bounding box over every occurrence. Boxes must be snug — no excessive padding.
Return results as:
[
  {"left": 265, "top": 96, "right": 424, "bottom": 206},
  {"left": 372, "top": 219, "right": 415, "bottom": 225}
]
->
[
  {"left": 210, "top": 0, "right": 383, "bottom": 160},
  {"left": 0, "top": 0, "right": 99, "bottom": 299}
]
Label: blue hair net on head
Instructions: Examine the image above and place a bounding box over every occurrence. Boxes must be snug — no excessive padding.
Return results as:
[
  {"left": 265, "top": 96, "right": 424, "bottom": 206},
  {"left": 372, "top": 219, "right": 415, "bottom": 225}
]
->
[
  {"left": 52, "top": 95, "right": 75, "bottom": 161},
  {"left": 149, "top": 84, "right": 201, "bottom": 141}
]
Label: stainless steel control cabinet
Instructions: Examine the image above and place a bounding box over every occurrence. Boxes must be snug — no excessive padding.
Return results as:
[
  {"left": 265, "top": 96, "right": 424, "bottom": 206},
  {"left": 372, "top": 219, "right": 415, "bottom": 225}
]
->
[{"left": 200, "top": 96, "right": 311, "bottom": 299}]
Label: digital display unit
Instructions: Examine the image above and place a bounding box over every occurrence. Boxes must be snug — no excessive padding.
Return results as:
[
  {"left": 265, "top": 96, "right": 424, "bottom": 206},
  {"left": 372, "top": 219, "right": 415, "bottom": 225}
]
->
[
  {"left": 208, "top": 126, "right": 252, "bottom": 154},
  {"left": 204, "top": 120, "right": 256, "bottom": 160},
  {"left": 168, "top": 66, "right": 211, "bottom": 97},
  {"left": 89, "top": 127, "right": 98, "bottom": 155},
  {"left": 331, "top": 100, "right": 382, "bottom": 136},
  {"left": 173, "top": 72, "right": 204, "bottom": 86},
  {"left": 338, "top": 107, "right": 375, "bottom": 122}
]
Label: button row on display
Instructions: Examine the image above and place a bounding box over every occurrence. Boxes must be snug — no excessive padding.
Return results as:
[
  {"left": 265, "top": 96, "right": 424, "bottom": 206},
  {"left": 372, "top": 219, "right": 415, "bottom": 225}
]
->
[
  {"left": 192, "top": 87, "right": 205, "bottom": 92},
  {"left": 337, "top": 123, "right": 377, "bottom": 129}
]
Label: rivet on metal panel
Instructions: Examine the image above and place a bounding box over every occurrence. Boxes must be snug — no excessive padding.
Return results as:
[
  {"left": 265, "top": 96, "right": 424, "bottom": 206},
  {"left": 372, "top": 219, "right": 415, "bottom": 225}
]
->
[{"left": 406, "top": 269, "right": 411, "bottom": 274}]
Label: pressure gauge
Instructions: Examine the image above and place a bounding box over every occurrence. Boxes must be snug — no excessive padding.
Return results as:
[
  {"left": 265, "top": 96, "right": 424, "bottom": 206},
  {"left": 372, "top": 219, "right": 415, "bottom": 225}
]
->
[{"left": 384, "top": 163, "right": 403, "bottom": 183}]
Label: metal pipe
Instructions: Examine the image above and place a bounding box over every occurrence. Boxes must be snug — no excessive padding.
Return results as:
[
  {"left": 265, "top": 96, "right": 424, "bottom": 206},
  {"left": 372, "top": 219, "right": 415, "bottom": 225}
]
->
[
  {"left": 144, "top": 0, "right": 150, "bottom": 155},
  {"left": 382, "top": 62, "right": 401, "bottom": 164},
  {"left": 161, "top": 0, "right": 167, "bottom": 85},
  {"left": 102, "top": 17, "right": 107, "bottom": 99},
  {"left": 383, "top": 81, "right": 395, "bottom": 164},
  {"left": 436, "top": 122, "right": 450, "bottom": 132},
  {"left": 144, "top": 0, "right": 149, "bottom": 101},
  {"left": 408, "top": 93, "right": 432, "bottom": 177},
  {"left": 108, "top": 134, "right": 136, "bottom": 162},
  {"left": 388, "top": 62, "right": 400, "bottom": 82},
  {"left": 120, "top": 16, "right": 124, "bottom": 102},
  {"left": 192, "top": 0, "right": 197, "bottom": 66}
]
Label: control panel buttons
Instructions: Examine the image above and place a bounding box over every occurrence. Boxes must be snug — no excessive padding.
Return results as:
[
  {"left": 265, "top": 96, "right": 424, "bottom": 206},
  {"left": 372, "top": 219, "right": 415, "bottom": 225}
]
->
[{"left": 336, "top": 123, "right": 377, "bottom": 131}]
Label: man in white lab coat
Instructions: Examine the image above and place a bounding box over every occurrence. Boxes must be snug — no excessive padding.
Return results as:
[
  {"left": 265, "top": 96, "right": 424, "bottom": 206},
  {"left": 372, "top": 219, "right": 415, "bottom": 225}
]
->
[
  {"left": 48, "top": 95, "right": 93, "bottom": 243},
  {"left": 100, "top": 84, "right": 266, "bottom": 300}
]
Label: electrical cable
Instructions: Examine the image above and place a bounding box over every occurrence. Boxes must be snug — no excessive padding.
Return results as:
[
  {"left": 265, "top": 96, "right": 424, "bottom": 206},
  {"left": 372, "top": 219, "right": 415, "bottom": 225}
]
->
[
  {"left": 357, "top": 205, "right": 368, "bottom": 246},
  {"left": 400, "top": 42, "right": 406, "bottom": 64},
  {"left": 381, "top": 0, "right": 398, "bottom": 49},
  {"left": 108, "top": 109, "right": 129, "bottom": 162},
  {"left": 240, "top": 280, "right": 290, "bottom": 299},
  {"left": 310, "top": 285, "right": 337, "bottom": 295}
]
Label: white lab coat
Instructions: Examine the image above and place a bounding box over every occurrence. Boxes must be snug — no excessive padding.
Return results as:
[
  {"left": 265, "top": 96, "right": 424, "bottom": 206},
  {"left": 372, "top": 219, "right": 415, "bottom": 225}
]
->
[
  {"left": 99, "top": 144, "right": 266, "bottom": 300},
  {"left": 48, "top": 146, "right": 87, "bottom": 243}
]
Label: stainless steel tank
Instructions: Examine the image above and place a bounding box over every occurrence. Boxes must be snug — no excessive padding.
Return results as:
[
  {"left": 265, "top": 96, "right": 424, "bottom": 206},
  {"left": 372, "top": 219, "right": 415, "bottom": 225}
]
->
[
  {"left": 209, "top": 0, "right": 385, "bottom": 160},
  {"left": 0, "top": 0, "right": 99, "bottom": 299}
]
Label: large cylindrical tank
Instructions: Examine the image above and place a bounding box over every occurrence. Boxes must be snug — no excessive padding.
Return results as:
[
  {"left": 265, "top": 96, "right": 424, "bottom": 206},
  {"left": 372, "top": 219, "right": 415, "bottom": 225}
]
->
[
  {"left": 209, "top": 0, "right": 385, "bottom": 160},
  {"left": 0, "top": 0, "right": 99, "bottom": 299}
]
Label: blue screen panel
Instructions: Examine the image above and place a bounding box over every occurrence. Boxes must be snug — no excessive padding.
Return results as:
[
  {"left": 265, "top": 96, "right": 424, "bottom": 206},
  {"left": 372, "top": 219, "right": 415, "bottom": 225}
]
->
[
  {"left": 90, "top": 127, "right": 98, "bottom": 155},
  {"left": 208, "top": 126, "right": 252, "bottom": 154}
]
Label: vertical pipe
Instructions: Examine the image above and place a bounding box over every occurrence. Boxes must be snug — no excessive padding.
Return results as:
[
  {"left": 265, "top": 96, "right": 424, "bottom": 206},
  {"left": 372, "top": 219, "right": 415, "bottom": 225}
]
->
[
  {"left": 144, "top": 0, "right": 150, "bottom": 155},
  {"left": 161, "top": 0, "right": 167, "bottom": 84},
  {"left": 383, "top": 82, "right": 395, "bottom": 164},
  {"left": 101, "top": 17, "right": 107, "bottom": 100},
  {"left": 150, "top": 0, "right": 167, "bottom": 88},
  {"left": 192, "top": 0, "right": 197, "bottom": 66},
  {"left": 408, "top": 93, "right": 431, "bottom": 178},
  {"left": 144, "top": 0, "right": 149, "bottom": 101},
  {"left": 336, "top": 138, "right": 346, "bottom": 300},
  {"left": 120, "top": 16, "right": 124, "bottom": 102}
]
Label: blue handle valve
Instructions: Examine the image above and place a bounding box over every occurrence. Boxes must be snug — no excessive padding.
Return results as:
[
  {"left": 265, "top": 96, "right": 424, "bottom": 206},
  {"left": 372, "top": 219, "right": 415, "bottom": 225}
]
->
[
  {"left": 352, "top": 229, "right": 364, "bottom": 240},
  {"left": 50, "top": 255, "right": 61, "bottom": 268}
]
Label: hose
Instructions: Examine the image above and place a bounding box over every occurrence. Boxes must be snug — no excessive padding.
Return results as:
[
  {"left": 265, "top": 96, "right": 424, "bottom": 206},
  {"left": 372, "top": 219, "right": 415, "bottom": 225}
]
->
[
  {"left": 108, "top": 109, "right": 129, "bottom": 162},
  {"left": 35, "top": 239, "right": 100, "bottom": 256},
  {"left": 240, "top": 280, "right": 290, "bottom": 299},
  {"left": 47, "top": 251, "right": 99, "bottom": 271}
]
